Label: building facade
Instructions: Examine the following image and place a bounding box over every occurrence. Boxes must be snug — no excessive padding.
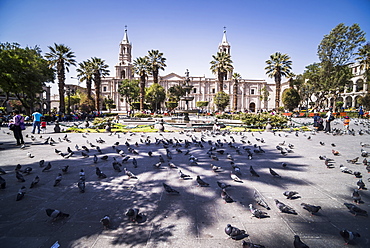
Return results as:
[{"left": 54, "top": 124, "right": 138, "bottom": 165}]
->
[{"left": 100, "top": 28, "right": 273, "bottom": 113}]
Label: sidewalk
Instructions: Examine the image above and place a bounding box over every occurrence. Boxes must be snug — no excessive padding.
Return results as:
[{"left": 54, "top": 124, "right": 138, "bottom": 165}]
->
[{"left": 0, "top": 118, "right": 369, "bottom": 248}]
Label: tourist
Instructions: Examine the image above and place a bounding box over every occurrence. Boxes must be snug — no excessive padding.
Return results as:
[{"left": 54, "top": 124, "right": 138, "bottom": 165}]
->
[
  {"left": 31, "top": 109, "right": 43, "bottom": 134},
  {"left": 324, "top": 110, "right": 334, "bottom": 133},
  {"left": 343, "top": 116, "right": 350, "bottom": 131},
  {"left": 313, "top": 113, "right": 323, "bottom": 131},
  {"left": 9, "top": 110, "right": 25, "bottom": 146},
  {"left": 358, "top": 105, "right": 364, "bottom": 118},
  {"left": 41, "top": 118, "right": 47, "bottom": 133}
]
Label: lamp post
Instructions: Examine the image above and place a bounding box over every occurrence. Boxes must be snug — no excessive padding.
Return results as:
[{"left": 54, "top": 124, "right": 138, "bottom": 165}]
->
[{"left": 65, "top": 86, "right": 72, "bottom": 114}]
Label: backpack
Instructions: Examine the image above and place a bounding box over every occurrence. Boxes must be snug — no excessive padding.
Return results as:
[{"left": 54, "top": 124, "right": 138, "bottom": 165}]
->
[{"left": 329, "top": 115, "right": 334, "bottom": 122}]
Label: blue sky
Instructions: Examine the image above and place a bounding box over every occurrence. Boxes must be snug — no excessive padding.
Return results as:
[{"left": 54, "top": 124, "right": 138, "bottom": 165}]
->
[{"left": 1, "top": 0, "right": 369, "bottom": 94}]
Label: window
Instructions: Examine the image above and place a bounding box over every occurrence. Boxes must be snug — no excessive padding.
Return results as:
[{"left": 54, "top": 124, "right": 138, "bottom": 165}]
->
[
  {"left": 251, "top": 89, "right": 255, "bottom": 95},
  {"left": 193, "top": 88, "right": 197, "bottom": 93},
  {"left": 103, "top": 86, "right": 107, "bottom": 92},
  {"left": 212, "top": 88, "right": 215, "bottom": 94}
]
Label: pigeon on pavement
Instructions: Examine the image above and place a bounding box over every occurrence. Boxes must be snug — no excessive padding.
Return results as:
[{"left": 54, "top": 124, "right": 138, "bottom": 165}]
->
[
  {"left": 100, "top": 215, "right": 110, "bottom": 229},
  {"left": 275, "top": 199, "right": 297, "bottom": 214},
  {"left": 293, "top": 235, "right": 309, "bottom": 248},
  {"left": 30, "top": 176, "right": 40, "bottom": 188},
  {"left": 0, "top": 176, "right": 6, "bottom": 189},
  {"left": 196, "top": 175, "right": 209, "bottom": 187},
  {"left": 16, "top": 186, "right": 26, "bottom": 201},
  {"left": 339, "top": 229, "right": 361, "bottom": 245},
  {"left": 344, "top": 203, "right": 368, "bottom": 216},
  {"left": 254, "top": 190, "right": 270, "bottom": 210},
  {"left": 242, "top": 240, "right": 265, "bottom": 248},
  {"left": 249, "top": 204, "right": 268, "bottom": 218},
  {"left": 269, "top": 168, "right": 281, "bottom": 178},
  {"left": 224, "top": 224, "right": 246, "bottom": 240},
  {"left": 217, "top": 181, "right": 231, "bottom": 189},
  {"left": 162, "top": 183, "right": 179, "bottom": 194},
  {"left": 221, "top": 189, "right": 234, "bottom": 203},
  {"left": 250, "top": 166, "right": 260, "bottom": 177},
  {"left": 283, "top": 191, "right": 299, "bottom": 199},
  {"left": 53, "top": 173, "right": 62, "bottom": 186},
  {"left": 352, "top": 189, "right": 361, "bottom": 204},
  {"left": 300, "top": 203, "right": 321, "bottom": 215},
  {"left": 46, "top": 208, "right": 69, "bottom": 221}
]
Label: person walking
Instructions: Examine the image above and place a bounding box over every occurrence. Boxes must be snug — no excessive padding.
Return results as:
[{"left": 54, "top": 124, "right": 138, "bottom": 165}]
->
[
  {"left": 358, "top": 105, "right": 364, "bottom": 118},
  {"left": 10, "top": 110, "right": 25, "bottom": 146},
  {"left": 324, "top": 110, "right": 334, "bottom": 133},
  {"left": 31, "top": 110, "right": 43, "bottom": 134},
  {"left": 343, "top": 116, "right": 350, "bottom": 132}
]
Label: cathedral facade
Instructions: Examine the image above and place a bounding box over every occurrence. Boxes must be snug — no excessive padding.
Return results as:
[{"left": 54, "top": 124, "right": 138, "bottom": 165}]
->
[{"left": 100, "top": 29, "right": 275, "bottom": 113}]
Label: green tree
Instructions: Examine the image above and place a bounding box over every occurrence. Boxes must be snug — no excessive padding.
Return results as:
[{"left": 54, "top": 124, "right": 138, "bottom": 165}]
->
[
  {"left": 76, "top": 59, "right": 94, "bottom": 101},
  {"left": 210, "top": 51, "right": 233, "bottom": 92},
  {"left": 118, "top": 79, "right": 140, "bottom": 114},
  {"left": 104, "top": 96, "right": 115, "bottom": 112},
  {"left": 196, "top": 101, "right": 209, "bottom": 112},
  {"left": 90, "top": 57, "right": 110, "bottom": 111},
  {"left": 355, "top": 42, "right": 370, "bottom": 83},
  {"left": 357, "top": 93, "right": 370, "bottom": 109},
  {"left": 213, "top": 91, "right": 230, "bottom": 111},
  {"left": 45, "top": 43, "right": 76, "bottom": 113},
  {"left": 315, "top": 23, "right": 365, "bottom": 105},
  {"left": 265, "top": 52, "right": 292, "bottom": 109},
  {"left": 282, "top": 88, "right": 300, "bottom": 111},
  {"left": 0, "top": 43, "right": 54, "bottom": 113},
  {"left": 132, "top": 56, "right": 150, "bottom": 111},
  {"left": 145, "top": 83, "right": 166, "bottom": 113},
  {"left": 232, "top": 73, "right": 241, "bottom": 111},
  {"left": 147, "top": 50, "right": 166, "bottom": 84},
  {"left": 167, "top": 84, "right": 187, "bottom": 102}
]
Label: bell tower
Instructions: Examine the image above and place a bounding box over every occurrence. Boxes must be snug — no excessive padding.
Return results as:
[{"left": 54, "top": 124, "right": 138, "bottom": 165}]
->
[
  {"left": 218, "top": 27, "right": 232, "bottom": 80},
  {"left": 115, "top": 26, "right": 132, "bottom": 79}
]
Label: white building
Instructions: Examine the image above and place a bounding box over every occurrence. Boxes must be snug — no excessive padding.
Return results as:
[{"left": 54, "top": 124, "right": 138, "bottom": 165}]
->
[{"left": 100, "top": 28, "right": 274, "bottom": 113}]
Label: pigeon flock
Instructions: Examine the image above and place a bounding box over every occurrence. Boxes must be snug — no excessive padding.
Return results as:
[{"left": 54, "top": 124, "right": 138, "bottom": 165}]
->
[{"left": 0, "top": 117, "right": 369, "bottom": 247}]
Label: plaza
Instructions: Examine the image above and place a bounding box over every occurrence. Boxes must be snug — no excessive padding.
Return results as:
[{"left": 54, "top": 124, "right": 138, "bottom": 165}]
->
[{"left": 0, "top": 117, "right": 369, "bottom": 248}]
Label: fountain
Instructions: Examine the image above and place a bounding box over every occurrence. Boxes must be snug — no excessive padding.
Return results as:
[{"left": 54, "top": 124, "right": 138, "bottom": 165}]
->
[{"left": 179, "top": 69, "right": 195, "bottom": 122}]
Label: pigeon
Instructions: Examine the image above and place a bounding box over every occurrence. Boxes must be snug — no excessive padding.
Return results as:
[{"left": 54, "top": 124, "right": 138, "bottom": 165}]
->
[
  {"left": 126, "top": 208, "right": 142, "bottom": 222},
  {"left": 227, "top": 153, "right": 234, "bottom": 160},
  {"left": 250, "top": 166, "right": 260, "bottom": 177},
  {"left": 242, "top": 240, "right": 266, "bottom": 248},
  {"left": 275, "top": 199, "right": 297, "bottom": 214},
  {"left": 162, "top": 183, "right": 179, "bottom": 194},
  {"left": 346, "top": 157, "right": 359, "bottom": 164},
  {"left": 148, "top": 151, "right": 153, "bottom": 157},
  {"left": 93, "top": 154, "right": 98, "bottom": 163},
  {"left": 112, "top": 162, "right": 122, "bottom": 172},
  {"left": 45, "top": 208, "right": 69, "bottom": 221},
  {"left": 168, "top": 162, "right": 177, "bottom": 169},
  {"left": 81, "top": 151, "right": 89, "bottom": 158},
  {"left": 339, "top": 165, "right": 352, "bottom": 174},
  {"left": 153, "top": 162, "right": 162, "bottom": 168},
  {"left": 283, "top": 191, "right": 299, "bottom": 199},
  {"left": 301, "top": 203, "right": 321, "bottom": 215},
  {"left": 332, "top": 149, "right": 340, "bottom": 156},
  {"left": 30, "top": 176, "right": 40, "bottom": 188},
  {"left": 352, "top": 189, "right": 361, "bottom": 204},
  {"left": 253, "top": 190, "right": 270, "bottom": 210},
  {"left": 61, "top": 165, "right": 69, "bottom": 173},
  {"left": 42, "top": 162, "right": 52, "bottom": 172},
  {"left": 39, "top": 160, "right": 45, "bottom": 167},
  {"left": 15, "top": 164, "right": 22, "bottom": 172},
  {"left": 0, "top": 167, "right": 6, "bottom": 175},
  {"left": 101, "top": 155, "right": 108, "bottom": 161},
  {"left": 0, "top": 176, "right": 6, "bottom": 189},
  {"left": 282, "top": 162, "right": 287, "bottom": 168},
  {"left": 159, "top": 155, "right": 165, "bottom": 163},
  {"left": 224, "top": 224, "right": 246, "bottom": 240},
  {"left": 22, "top": 167, "right": 32, "bottom": 175},
  {"left": 100, "top": 215, "right": 110, "bottom": 229},
  {"left": 124, "top": 168, "right": 137, "bottom": 179},
  {"left": 78, "top": 179, "right": 85, "bottom": 193},
  {"left": 16, "top": 171, "right": 25, "bottom": 182},
  {"left": 81, "top": 146, "right": 89, "bottom": 152},
  {"left": 269, "top": 168, "right": 281, "bottom": 178},
  {"left": 178, "top": 170, "right": 191, "bottom": 179},
  {"left": 221, "top": 189, "right": 234, "bottom": 203},
  {"left": 210, "top": 164, "right": 222, "bottom": 172},
  {"left": 344, "top": 203, "right": 368, "bottom": 216},
  {"left": 217, "top": 181, "right": 231, "bottom": 189},
  {"left": 357, "top": 179, "right": 366, "bottom": 190},
  {"left": 132, "top": 158, "right": 138, "bottom": 168},
  {"left": 95, "top": 167, "right": 107, "bottom": 179},
  {"left": 196, "top": 175, "right": 209, "bottom": 187},
  {"left": 231, "top": 172, "right": 243, "bottom": 183},
  {"left": 294, "top": 235, "right": 309, "bottom": 248},
  {"left": 53, "top": 173, "right": 62, "bottom": 186},
  {"left": 16, "top": 186, "right": 26, "bottom": 201},
  {"left": 249, "top": 204, "right": 268, "bottom": 218},
  {"left": 339, "top": 229, "right": 361, "bottom": 245}
]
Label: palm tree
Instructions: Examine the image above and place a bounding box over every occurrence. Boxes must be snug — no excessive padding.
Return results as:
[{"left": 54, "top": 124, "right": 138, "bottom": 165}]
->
[
  {"left": 232, "top": 73, "right": 241, "bottom": 111},
  {"left": 76, "top": 59, "right": 94, "bottom": 100},
  {"left": 45, "top": 43, "right": 76, "bottom": 113},
  {"left": 265, "top": 52, "right": 292, "bottom": 109},
  {"left": 355, "top": 42, "right": 370, "bottom": 83},
  {"left": 90, "top": 57, "right": 110, "bottom": 111},
  {"left": 147, "top": 50, "right": 166, "bottom": 84},
  {"left": 210, "top": 51, "right": 233, "bottom": 92},
  {"left": 132, "top": 56, "right": 150, "bottom": 111}
]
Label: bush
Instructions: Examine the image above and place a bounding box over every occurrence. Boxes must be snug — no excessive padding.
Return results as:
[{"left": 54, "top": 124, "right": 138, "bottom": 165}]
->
[
  {"left": 134, "top": 113, "right": 151, "bottom": 118},
  {"left": 239, "top": 113, "right": 288, "bottom": 128}
]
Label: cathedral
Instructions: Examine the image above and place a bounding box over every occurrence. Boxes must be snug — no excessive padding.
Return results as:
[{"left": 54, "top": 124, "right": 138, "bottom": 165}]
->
[{"left": 100, "top": 28, "right": 276, "bottom": 113}]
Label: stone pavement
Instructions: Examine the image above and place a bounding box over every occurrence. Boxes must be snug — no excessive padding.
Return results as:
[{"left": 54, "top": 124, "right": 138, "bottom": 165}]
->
[{"left": 0, "top": 118, "right": 369, "bottom": 248}]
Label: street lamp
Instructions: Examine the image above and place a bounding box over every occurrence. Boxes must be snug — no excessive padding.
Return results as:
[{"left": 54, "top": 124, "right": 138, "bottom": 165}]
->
[{"left": 65, "top": 86, "right": 75, "bottom": 114}]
